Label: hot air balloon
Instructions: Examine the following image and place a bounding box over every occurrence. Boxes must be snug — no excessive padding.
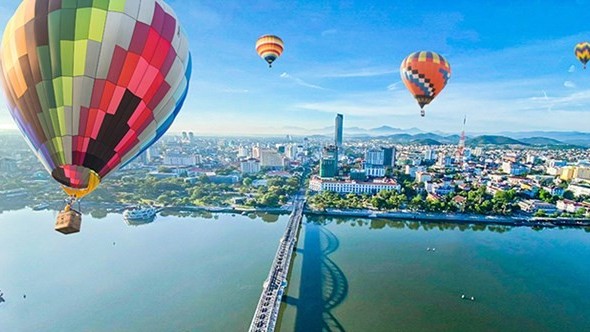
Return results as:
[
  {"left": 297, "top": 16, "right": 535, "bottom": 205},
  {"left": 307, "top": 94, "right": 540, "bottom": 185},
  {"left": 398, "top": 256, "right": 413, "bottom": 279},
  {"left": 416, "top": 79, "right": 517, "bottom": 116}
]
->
[
  {"left": 400, "top": 51, "right": 451, "bottom": 117},
  {"left": 0, "top": 0, "right": 191, "bottom": 234},
  {"left": 574, "top": 42, "right": 590, "bottom": 69},
  {"left": 256, "top": 35, "right": 283, "bottom": 67}
]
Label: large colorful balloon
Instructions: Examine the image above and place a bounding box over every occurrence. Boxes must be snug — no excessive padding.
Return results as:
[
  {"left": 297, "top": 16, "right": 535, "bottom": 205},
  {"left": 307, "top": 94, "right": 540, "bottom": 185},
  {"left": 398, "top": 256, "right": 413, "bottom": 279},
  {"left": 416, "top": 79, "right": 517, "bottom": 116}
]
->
[
  {"left": 400, "top": 51, "right": 451, "bottom": 117},
  {"left": 256, "top": 35, "right": 283, "bottom": 67},
  {"left": 574, "top": 42, "right": 590, "bottom": 69},
  {"left": 0, "top": 0, "right": 191, "bottom": 200}
]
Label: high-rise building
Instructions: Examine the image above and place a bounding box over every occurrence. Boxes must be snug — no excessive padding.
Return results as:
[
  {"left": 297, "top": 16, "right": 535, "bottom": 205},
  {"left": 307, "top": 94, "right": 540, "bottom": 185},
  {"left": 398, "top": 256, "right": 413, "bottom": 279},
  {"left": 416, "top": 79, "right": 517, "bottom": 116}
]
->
[
  {"left": 365, "top": 149, "right": 384, "bottom": 165},
  {"left": 240, "top": 158, "right": 261, "bottom": 174},
  {"left": 382, "top": 146, "right": 396, "bottom": 166},
  {"left": 364, "top": 147, "right": 394, "bottom": 177},
  {"left": 238, "top": 146, "right": 250, "bottom": 158},
  {"left": 320, "top": 159, "right": 338, "bottom": 178},
  {"left": 335, "top": 113, "right": 343, "bottom": 148},
  {"left": 260, "top": 149, "right": 283, "bottom": 168},
  {"left": 424, "top": 149, "right": 436, "bottom": 161},
  {"left": 320, "top": 145, "right": 339, "bottom": 178}
]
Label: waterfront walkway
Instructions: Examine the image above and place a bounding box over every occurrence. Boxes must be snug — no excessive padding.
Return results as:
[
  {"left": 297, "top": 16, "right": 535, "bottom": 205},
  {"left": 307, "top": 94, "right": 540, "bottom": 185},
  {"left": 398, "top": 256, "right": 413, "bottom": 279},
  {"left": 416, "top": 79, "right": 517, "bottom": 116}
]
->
[{"left": 249, "top": 196, "right": 305, "bottom": 332}]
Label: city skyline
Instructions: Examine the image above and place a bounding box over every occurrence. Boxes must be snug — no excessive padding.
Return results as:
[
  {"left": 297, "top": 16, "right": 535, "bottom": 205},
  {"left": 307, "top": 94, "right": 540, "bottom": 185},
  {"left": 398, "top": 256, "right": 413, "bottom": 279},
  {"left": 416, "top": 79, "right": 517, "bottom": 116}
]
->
[{"left": 1, "top": 0, "right": 590, "bottom": 135}]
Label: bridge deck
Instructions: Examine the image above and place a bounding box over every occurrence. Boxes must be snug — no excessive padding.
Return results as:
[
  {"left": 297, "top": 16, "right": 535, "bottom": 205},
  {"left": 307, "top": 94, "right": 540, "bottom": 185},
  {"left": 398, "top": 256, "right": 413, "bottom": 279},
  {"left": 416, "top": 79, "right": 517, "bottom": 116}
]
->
[{"left": 249, "top": 198, "right": 305, "bottom": 332}]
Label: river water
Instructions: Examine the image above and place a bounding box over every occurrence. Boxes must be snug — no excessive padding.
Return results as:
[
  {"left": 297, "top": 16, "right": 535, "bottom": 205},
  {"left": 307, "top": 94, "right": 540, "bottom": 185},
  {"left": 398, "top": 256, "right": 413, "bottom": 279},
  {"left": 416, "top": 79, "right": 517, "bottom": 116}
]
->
[{"left": 1, "top": 210, "right": 589, "bottom": 331}]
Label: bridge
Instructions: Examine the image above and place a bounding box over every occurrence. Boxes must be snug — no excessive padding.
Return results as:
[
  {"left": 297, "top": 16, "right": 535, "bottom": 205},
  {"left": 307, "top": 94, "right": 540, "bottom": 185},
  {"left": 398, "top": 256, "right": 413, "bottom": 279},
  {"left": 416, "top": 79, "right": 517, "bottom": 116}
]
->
[{"left": 249, "top": 196, "right": 305, "bottom": 332}]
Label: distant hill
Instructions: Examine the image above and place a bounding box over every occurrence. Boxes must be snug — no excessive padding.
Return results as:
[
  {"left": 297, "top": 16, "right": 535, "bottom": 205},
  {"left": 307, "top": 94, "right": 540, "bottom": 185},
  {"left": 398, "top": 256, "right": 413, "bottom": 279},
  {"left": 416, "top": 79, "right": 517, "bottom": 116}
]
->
[
  {"left": 498, "top": 131, "right": 590, "bottom": 147},
  {"left": 382, "top": 133, "right": 415, "bottom": 143},
  {"left": 370, "top": 125, "right": 402, "bottom": 134},
  {"left": 278, "top": 125, "right": 590, "bottom": 146},
  {"left": 467, "top": 135, "right": 525, "bottom": 146},
  {"left": 411, "top": 138, "right": 442, "bottom": 145},
  {"left": 519, "top": 137, "right": 566, "bottom": 146}
]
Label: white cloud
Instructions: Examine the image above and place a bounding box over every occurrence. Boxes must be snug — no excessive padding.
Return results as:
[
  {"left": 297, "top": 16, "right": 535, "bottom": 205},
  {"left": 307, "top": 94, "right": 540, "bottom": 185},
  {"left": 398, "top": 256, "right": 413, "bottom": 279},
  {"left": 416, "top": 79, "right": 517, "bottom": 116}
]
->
[
  {"left": 280, "top": 72, "right": 326, "bottom": 90},
  {"left": 319, "top": 67, "right": 397, "bottom": 79},
  {"left": 569, "top": 65, "right": 576, "bottom": 73},
  {"left": 563, "top": 80, "right": 577, "bottom": 88},
  {"left": 387, "top": 81, "right": 402, "bottom": 91}
]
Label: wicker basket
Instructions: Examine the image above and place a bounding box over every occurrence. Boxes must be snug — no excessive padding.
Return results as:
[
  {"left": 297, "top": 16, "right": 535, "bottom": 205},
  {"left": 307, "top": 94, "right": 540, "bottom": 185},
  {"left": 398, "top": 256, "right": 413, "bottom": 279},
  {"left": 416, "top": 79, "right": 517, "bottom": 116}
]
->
[{"left": 55, "top": 209, "right": 82, "bottom": 234}]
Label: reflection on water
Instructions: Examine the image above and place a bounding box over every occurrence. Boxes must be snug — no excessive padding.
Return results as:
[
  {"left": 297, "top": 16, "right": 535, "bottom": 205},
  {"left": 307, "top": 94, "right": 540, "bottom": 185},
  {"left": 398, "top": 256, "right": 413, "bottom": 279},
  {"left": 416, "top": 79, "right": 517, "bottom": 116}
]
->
[
  {"left": 305, "top": 215, "right": 590, "bottom": 233},
  {"left": 281, "top": 216, "right": 590, "bottom": 331}
]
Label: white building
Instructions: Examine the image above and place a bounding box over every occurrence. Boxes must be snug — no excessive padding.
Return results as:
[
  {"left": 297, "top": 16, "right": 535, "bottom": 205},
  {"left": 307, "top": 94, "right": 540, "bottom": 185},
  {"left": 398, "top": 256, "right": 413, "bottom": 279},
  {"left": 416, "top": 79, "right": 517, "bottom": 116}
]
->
[
  {"left": 365, "top": 149, "right": 385, "bottom": 165},
  {"left": 405, "top": 165, "right": 425, "bottom": 178},
  {"left": 575, "top": 167, "right": 590, "bottom": 180},
  {"left": 556, "top": 199, "right": 590, "bottom": 214},
  {"left": 526, "top": 154, "right": 538, "bottom": 164},
  {"left": 365, "top": 166, "right": 385, "bottom": 177},
  {"left": 163, "top": 154, "right": 197, "bottom": 166},
  {"left": 473, "top": 147, "right": 484, "bottom": 157},
  {"left": 436, "top": 155, "right": 452, "bottom": 167},
  {"left": 237, "top": 146, "right": 250, "bottom": 158},
  {"left": 501, "top": 162, "right": 528, "bottom": 176},
  {"left": 309, "top": 177, "right": 400, "bottom": 194},
  {"left": 260, "top": 149, "right": 283, "bottom": 168},
  {"left": 568, "top": 182, "right": 590, "bottom": 197},
  {"left": 415, "top": 171, "right": 432, "bottom": 183},
  {"left": 518, "top": 199, "right": 557, "bottom": 214},
  {"left": 285, "top": 144, "right": 298, "bottom": 159},
  {"left": 240, "top": 158, "right": 261, "bottom": 174},
  {"left": 424, "top": 149, "right": 436, "bottom": 161}
]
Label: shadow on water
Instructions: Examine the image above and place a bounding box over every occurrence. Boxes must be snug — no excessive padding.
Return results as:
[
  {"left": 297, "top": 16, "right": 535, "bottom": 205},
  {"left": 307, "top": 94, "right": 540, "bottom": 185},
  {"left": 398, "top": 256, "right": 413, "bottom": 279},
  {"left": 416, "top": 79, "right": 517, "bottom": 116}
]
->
[{"left": 284, "top": 221, "right": 348, "bottom": 332}]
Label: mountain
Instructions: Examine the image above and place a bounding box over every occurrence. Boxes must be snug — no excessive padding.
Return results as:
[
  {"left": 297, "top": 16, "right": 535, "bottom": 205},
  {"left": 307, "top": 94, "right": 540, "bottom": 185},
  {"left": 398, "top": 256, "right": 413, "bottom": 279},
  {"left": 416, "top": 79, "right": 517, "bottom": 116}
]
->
[
  {"left": 467, "top": 135, "right": 525, "bottom": 146},
  {"left": 370, "top": 125, "right": 403, "bottom": 134},
  {"left": 498, "top": 131, "right": 590, "bottom": 147},
  {"left": 411, "top": 138, "right": 442, "bottom": 145},
  {"left": 519, "top": 137, "right": 566, "bottom": 146},
  {"left": 382, "top": 133, "right": 415, "bottom": 143}
]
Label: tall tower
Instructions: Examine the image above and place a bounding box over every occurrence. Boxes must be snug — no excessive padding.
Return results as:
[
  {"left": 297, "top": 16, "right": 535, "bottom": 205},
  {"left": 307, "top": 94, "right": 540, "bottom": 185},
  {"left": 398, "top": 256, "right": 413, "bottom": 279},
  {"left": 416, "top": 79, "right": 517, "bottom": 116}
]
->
[
  {"left": 335, "top": 113, "right": 343, "bottom": 148},
  {"left": 457, "top": 115, "right": 466, "bottom": 167}
]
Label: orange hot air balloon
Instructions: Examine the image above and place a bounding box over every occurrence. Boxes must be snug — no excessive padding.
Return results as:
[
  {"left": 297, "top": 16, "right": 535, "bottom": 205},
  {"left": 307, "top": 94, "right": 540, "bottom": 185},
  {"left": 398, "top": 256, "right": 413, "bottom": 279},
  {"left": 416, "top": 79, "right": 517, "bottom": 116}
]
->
[
  {"left": 574, "top": 42, "right": 590, "bottom": 69},
  {"left": 400, "top": 51, "right": 451, "bottom": 117},
  {"left": 256, "top": 35, "right": 284, "bottom": 67}
]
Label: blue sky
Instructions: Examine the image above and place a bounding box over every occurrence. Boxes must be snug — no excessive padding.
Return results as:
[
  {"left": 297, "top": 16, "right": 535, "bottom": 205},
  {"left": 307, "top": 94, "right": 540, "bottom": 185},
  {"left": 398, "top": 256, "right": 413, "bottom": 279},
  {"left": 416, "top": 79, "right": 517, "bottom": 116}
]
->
[{"left": 1, "top": 0, "right": 590, "bottom": 135}]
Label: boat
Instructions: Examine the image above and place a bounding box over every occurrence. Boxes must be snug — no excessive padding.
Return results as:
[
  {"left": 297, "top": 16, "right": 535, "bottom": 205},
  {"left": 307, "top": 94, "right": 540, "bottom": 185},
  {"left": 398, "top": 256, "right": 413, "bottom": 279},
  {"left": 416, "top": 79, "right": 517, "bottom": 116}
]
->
[
  {"left": 123, "top": 206, "right": 157, "bottom": 224},
  {"left": 32, "top": 202, "right": 50, "bottom": 210}
]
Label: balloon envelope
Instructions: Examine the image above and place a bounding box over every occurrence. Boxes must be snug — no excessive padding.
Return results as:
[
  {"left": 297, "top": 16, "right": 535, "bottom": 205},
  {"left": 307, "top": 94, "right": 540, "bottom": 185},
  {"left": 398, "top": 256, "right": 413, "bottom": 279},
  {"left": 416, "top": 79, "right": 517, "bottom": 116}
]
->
[
  {"left": 256, "top": 35, "right": 283, "bottom": 67},
  {"left": 400, "top": 51, "right": 451, "bottom": 114},
  {"left": 0, "top": 0, "right": 191, "bottom": 198},
  {"left": 574, "top": 42, "right": 590, "bottom": 69}
]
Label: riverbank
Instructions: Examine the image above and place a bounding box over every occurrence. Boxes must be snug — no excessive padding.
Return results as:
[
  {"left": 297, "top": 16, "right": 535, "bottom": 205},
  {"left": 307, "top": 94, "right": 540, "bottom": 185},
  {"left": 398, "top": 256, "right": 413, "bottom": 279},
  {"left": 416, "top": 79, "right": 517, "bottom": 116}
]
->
[
  {"left": 305, "top": 208, "right": 590, "bottom": 228},
  {"left": 18, "top": 201, "right": 590, "bottom": 228}
]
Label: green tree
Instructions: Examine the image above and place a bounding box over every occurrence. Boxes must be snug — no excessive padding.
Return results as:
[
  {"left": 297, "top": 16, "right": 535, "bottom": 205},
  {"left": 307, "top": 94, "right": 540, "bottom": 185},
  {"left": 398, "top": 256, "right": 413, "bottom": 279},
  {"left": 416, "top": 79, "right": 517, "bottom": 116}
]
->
[
  {"left": 534, "top": 209, "right": 547, "bottom": 217},
  {"left": 242, "top": 177, "right": 253, "bottom": 187}
]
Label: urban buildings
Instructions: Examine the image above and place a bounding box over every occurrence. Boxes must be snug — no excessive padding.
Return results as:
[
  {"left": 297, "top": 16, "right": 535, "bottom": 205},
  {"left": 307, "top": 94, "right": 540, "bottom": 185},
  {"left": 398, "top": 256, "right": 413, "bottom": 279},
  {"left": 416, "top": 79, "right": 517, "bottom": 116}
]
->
[
  {"left": 335, "top": 113, "right": 343, "bottom": 148},
  {"left": 240, "top": 158, "right": 261, "bottom": 174},
  {"left": 320, "top": 145, "right": 338, "bottom": 178},
  {"left": 309, "top": 176, "right": 400, "bottom": 194}
]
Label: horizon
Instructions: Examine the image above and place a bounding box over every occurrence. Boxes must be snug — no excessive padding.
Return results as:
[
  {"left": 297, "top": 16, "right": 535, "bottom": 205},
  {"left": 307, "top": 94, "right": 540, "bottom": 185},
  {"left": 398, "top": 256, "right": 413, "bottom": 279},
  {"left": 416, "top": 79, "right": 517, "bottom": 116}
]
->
[{"left": 1, "top": 0, "right": 590, "bottom": 135}]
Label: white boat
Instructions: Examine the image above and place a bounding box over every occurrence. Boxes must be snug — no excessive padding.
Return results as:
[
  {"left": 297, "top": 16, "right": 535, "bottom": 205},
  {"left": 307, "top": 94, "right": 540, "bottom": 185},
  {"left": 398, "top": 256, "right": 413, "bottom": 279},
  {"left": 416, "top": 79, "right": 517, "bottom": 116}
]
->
[
  {"left": 32, "top": 202, "right": 50, "bottom": 210},
  {"left": 123, "top": 206, "right": 157, "bottom": 223}
]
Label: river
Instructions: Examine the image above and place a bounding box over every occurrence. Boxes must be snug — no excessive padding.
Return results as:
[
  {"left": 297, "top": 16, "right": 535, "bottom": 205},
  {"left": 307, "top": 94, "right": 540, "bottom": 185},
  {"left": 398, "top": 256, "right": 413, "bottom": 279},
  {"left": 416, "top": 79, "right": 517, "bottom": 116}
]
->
[{"left": 1, "top": 210, "right": 589, "bottom": 331}]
